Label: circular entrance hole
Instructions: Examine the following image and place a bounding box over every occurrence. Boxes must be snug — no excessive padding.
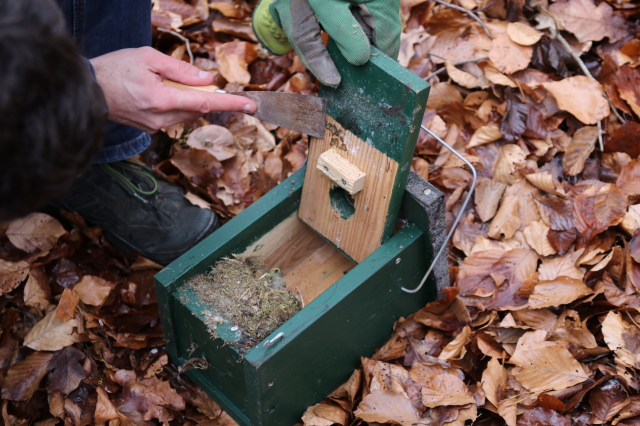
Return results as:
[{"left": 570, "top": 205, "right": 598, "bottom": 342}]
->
[{"left": 329, "top": 186, "right": 355, "bottom": 219}]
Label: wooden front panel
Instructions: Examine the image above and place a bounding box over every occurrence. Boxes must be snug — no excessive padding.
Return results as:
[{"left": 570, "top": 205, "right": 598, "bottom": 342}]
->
[{"left": 299, "top": 116, "right": 398, "bottom": 263}]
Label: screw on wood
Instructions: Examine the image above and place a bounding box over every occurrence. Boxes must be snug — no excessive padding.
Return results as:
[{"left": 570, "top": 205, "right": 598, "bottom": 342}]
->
[{"left": 401, "top": 125, "right": 477, "bottom": 294}]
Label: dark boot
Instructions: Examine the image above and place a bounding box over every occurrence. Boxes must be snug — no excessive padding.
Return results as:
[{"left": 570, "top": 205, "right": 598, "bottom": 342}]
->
[{"left": 50, "top": 160, "right": 219, "bottom": 265}]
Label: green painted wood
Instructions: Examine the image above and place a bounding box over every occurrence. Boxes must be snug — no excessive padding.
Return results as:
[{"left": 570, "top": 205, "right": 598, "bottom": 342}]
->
[
  {"left": 320, "top": 40, "right": 431, "bottom": 244},
  {"left": 155, "top": 165, "right": 438, "bottom": 426},
  {"left": 244, "top": 224, "right": 433, "bottom": 426}
]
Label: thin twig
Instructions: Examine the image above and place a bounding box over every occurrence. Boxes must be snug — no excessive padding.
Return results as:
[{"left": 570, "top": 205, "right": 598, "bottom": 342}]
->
[
  {"left": 433, "top": 0, "right": 493, "bottom": 40},
  {"left": 158, "top": 27, "right": 194, "bottom": 65},
  {"left": 424, "top": 56, "right": 489, "bottom": 81}
]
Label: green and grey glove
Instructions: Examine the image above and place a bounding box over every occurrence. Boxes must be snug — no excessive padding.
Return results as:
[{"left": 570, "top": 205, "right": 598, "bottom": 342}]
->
[{"left": 252, "top": 0, "right": 401, "bottom": 87}]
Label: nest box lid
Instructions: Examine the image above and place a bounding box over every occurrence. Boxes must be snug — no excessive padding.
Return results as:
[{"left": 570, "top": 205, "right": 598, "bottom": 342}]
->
[{"left": 299, "top": 40, "right": 430, "bottom": 263}]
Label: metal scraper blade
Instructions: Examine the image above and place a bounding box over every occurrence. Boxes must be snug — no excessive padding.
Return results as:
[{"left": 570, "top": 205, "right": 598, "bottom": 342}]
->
[{"left": 231, "top": 91, "right": 327, "bottom": 139}]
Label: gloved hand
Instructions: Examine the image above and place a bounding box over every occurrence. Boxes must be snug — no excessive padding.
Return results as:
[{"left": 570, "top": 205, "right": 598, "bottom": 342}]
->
[{"left": 252, "top": 0, "right": 401, "bottom": 87}]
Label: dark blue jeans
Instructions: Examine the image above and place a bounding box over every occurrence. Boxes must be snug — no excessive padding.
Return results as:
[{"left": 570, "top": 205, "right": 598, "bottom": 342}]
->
[{"left": 55, "top": 0, "right": 152, "bottom": 164}]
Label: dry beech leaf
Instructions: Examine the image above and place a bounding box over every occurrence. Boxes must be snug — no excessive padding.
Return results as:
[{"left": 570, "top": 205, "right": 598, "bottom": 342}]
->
[
  {"left": 438, "top": 326, "right": 472, "bottom": 361},
  {"left": 421, "top": 373, "right": 475, "bottom": 408},
  {"left": 621, "top": 204, "right": 640, "bottom": 235},
  {"left": 445, "top": 62, "right": 480, "bottom": 88},
  {"left": 617, "top": 158, "right": 640, "bottom": 202},
  {"left": 523, "top": 220, "right": 557, "bottom": 256},
  {"left": 186, "top": 125, "right": 237, "bottom": 161},
  {"left": 0, "top": 259, "right": 29, "bottom": 296},
  {"left": 56, "top": 288, "right": 79, "bottom": 322},
  {"left": 602, "top": 312, "right": 640, "bottom": 369},
  {"left": 114, "top": 370, "right": 185, "bottom": 421},
  {"left": 528, "top": 276, "right": 593, "bottom": 309},
  {"left": 541, "top": 77, "right": 609, "bottom": 125},
  {"left": 444, "top": 404, "right": 477, "bottom": 426},
  {"left": 427, "top": 82, "right": 463, "bottom": 110},
  {"left": 95, "top": 387, "right": 122, "bottom": 425},
  {"left": 1, "top": 351, "right": 54, "bottom": 401},
  {"left": 508, "top": 341, "right": 589, "bottom": 392},
  {"left": 573, "top": 183, "right": 627, "bottom": 240},
  {"left": 6, "top": 213, "right": 66, "bottom": 253},
  {"left": 489, "top": 32, "right": 533, "bottom": 74},
  {"left": 507, "top": 22, "right": 543, "bottom": 46},
  {"left": 525, "top": 172, "right": 566, "bottom": 197},
  {"left": 468, "top": 122, "right": 502, "bottom": 148},
  {"left": 214, "top": 41, "right": 257, "bottom": 84},
  {"left": 488, "top": 195, "right": 521, "bottom": 239},
  {"left": 563, "top": 126, "right": 598, "bottom": 176},
  {"left": 73, "top": 275, "right": 113, "bottom": 306},
  {"left": 302, "top": 403, "right": 349, "bottom": 426},
  {"left": 482, "top": 358, "right": 516, "bottom": 426},
  {"left": 493, "top": 144, "right": 526, "bottom": 185},
  {"left": 549, "top": 0, "right": 628, "bottom": 43},
  {"left": 482, "top": 63, "right": 518, "bottom": 87},
  {"left": 475, "top": 179, "right": 507, "bottom": 222},
  {"left": 23, "top": 267, "right": 50, "bottom": 311},
  {"left": 354, "top": 390, "right": 419, "bottom": 426},
  {"left": 23, "top": 308, "right": 79, "bottom": 351}
]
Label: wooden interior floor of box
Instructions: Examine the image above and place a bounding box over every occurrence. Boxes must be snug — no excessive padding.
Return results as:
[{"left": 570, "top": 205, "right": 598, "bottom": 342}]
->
[{"left": 242, "top": 214, "right": 356, "bottom": 303}]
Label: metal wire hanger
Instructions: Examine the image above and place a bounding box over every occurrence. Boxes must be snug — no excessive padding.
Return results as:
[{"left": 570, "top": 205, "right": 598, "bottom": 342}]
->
[{"left": 401, "top": 125, "right": 478, "bottom": 294}]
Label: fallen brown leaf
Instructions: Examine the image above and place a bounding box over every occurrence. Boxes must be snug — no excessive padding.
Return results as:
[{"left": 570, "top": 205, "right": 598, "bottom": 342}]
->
[
  {"left": 6, "top": 213, "right": 66, "bottom": 253},
  {"left": 528, "top": 276, "right": 593, "bottom": 309},
  {"left": 0, "top": 259, "right": 29, "bottom": 297},
  {"left": 474, "top": 179, "right": 507, "bottom": 222},
  {"left": 550, "top": 0, "right": 628, "bottom": 43},
  {"left": 573, "top": 182, "right": 627, "bottom": 240},
  {"left": 542, "top": 77, "right": 610, "bottom": 125},
  {"left": 23, "top": 308, "right": 79, "bottom": 351},
  {"left": 1, "top": 351, "right": 54, "bottom": 401},
  {"left": 421, "top": 373, "right": 476, "bottom": 408},
  {"left": 354, "top": 390, "right": 419, "bottom": 426},
  {"left": 73, "top": 275, "right": 113, "bottom": 306},
  {"left": 509, "top": 341, "right": 589, "bottom": 392},
  {"left": 301, "top": 403, "right": 349, "bottom": 426},
  {"left": 563, "top": 126, "right": 598, "bottom": 176},
  {"left": 602, "top": 311, "right": 640, "bottom": 369},
  {"left": 489, "top": 32, "right": 533, "bottom": 75},
  {"left": 56, "top": 288, "right": 79, "bottom": 322}
]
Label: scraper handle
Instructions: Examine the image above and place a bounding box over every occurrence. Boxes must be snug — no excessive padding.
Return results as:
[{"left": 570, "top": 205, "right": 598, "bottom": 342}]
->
[{"left": 162, "top": 79, "right": 220, "bottom": 93}]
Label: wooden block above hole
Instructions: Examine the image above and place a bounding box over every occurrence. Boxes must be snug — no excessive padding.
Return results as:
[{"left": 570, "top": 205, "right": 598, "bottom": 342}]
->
[{"left": 316, "top": 149, "right": 366, "bottom": 194}]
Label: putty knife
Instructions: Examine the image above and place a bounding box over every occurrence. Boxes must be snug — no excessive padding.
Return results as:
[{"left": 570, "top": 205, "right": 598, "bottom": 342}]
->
[{"left": 163, "top": 79, "right": 327, "bottom": 138}]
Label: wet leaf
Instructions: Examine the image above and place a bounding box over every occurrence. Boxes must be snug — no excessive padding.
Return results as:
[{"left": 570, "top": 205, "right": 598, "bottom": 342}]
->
[
  {"left": 589, "top": 378, "right": 630, "bottom": 422},
  {"left": 6, "top": 213, "right": 66, "bottom": 253},
  {"left": 48, "top": 347, "right": 86, "bottom": 395},
  {"left": 1, "top": 352, "right": 54, "bottom": 401},
  {"left": 517, "top": 407, "right": 571, "bottom": 426}
]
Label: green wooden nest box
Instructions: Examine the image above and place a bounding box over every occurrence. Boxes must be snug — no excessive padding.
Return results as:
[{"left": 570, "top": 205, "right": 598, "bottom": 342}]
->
[{"left": 154, "top": 42, "right": 446, "bottom": 426}]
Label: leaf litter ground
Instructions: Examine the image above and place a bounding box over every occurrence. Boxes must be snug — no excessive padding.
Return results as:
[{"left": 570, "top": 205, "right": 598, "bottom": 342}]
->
[
  {"left": 2, "top": 0, "right": 640, "bottom": 425},
  {"left": 181, "top": 256, "right": 300, "bottom": 352}
]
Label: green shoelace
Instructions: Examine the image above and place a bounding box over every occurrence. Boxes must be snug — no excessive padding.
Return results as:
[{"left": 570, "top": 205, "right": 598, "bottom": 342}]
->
[{"left": 99, "top": 160, "right": 159, "bottom": 203}]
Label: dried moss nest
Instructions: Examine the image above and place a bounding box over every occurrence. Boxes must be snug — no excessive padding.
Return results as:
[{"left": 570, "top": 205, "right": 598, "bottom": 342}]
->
[{"left": 183, "top": 256, "right": 301, "bottom": 351}]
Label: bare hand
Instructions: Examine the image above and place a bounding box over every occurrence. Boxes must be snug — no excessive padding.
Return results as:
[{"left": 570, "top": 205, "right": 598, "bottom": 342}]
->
[{"left": 90, "top": 47, "right": 256, "bottom": 134}]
